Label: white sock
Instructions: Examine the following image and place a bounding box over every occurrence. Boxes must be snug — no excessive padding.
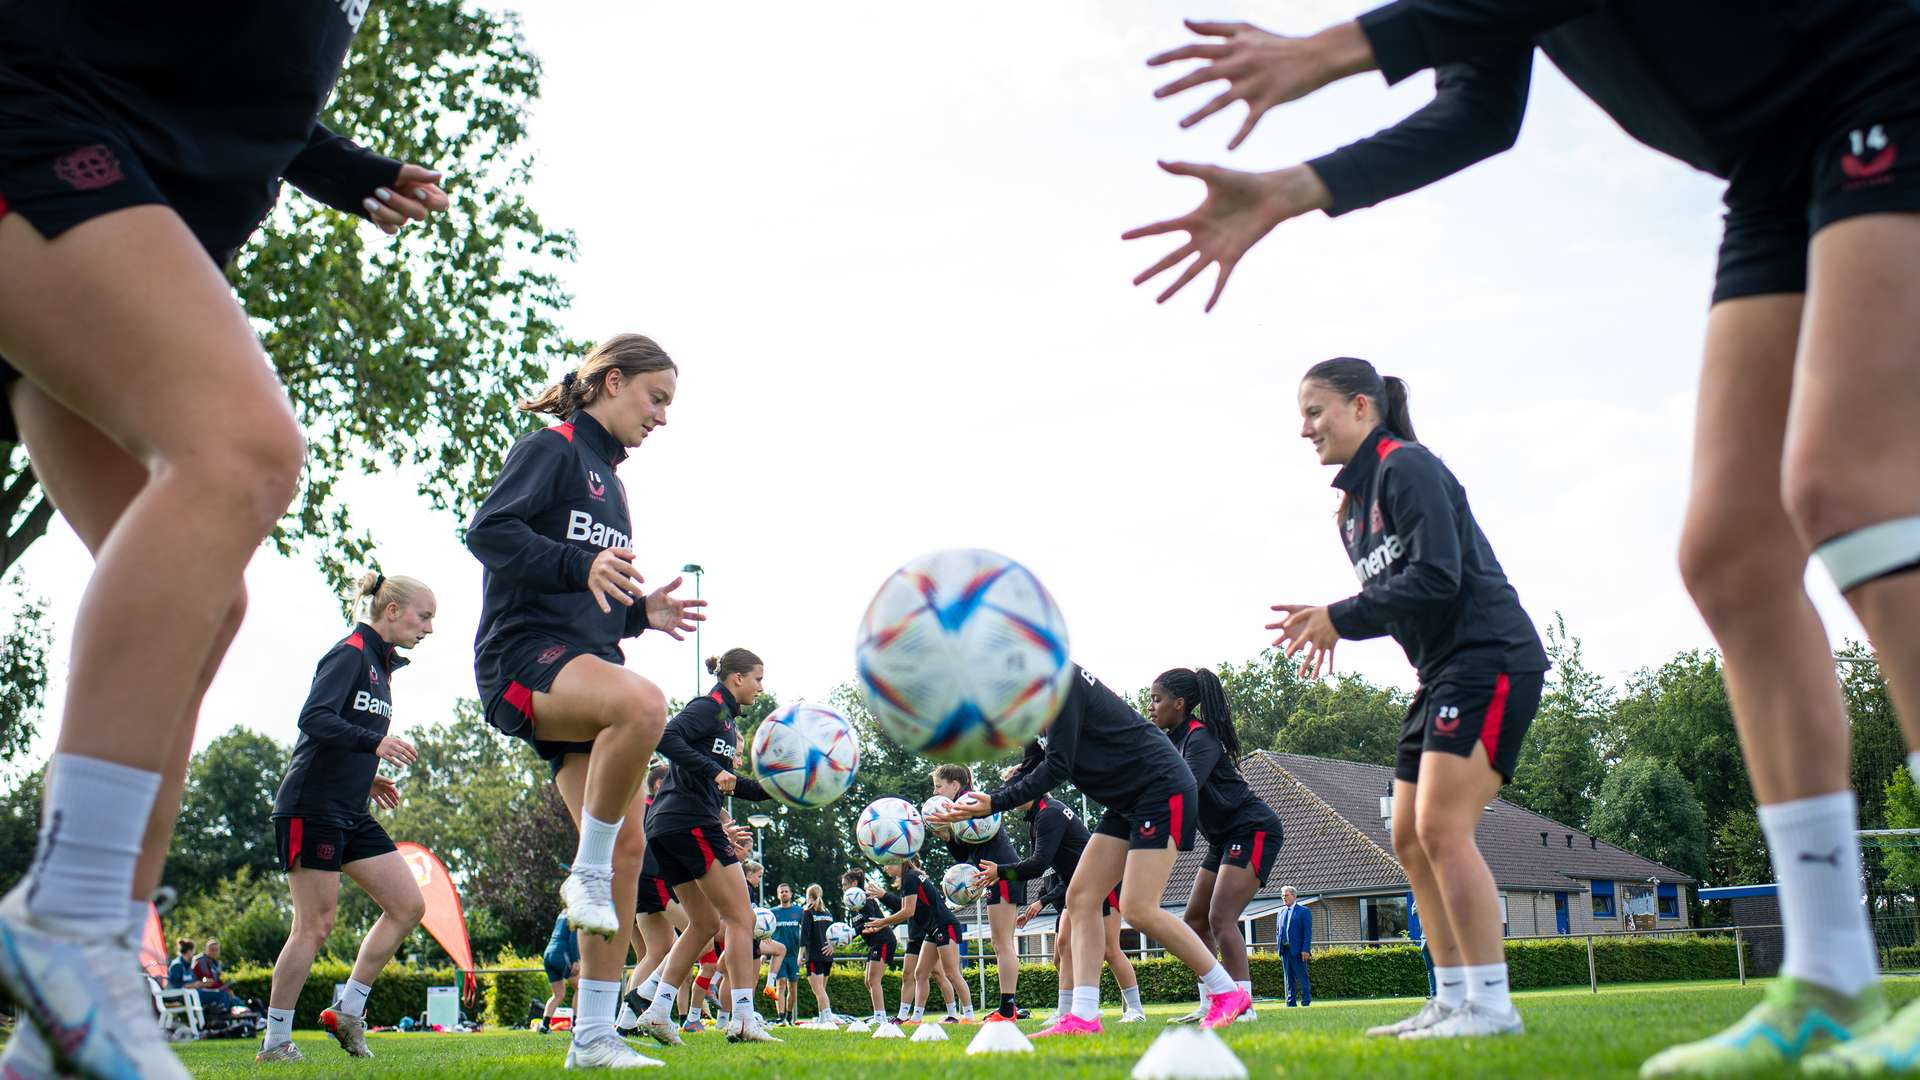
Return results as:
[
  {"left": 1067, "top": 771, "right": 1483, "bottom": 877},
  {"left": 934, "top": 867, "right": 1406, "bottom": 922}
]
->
[
  {"left": 1071, "top": 985, "right": 1100, "bottom": 1021},
  {"left": 1196, "top": 980, "right": 1211, "bottom": 1007},
  {"left": 572, "top": 811, "right": 621, "bottom": 870},
  {"left": 636, "top": 972, "right": 663, "bottom": 1001},
  {"left": 1235, "top": 979, "right": 1251, "bottom": 998},
  {"left": 1057, "top": 987, "right": 1073, "bottom": 1014},
  {"left": 1434, "top": 966, "right": 1467, "bottom": 1009},
  {"left": 731, "top": 988, "right": 753, "bottom": 1018},
  {"left": 1464, "top": 962, "right": 1512, "bottom": 1015},
  {"left": 643, "top": 981, "right": 677, "bottom": 1021},
  {"left": 961, "top": 1002, "right": 974, "bottom": 1018},
  {"left": 26, "top": 755, "right": 160, "bottom": 927},
  {"left": 264, "top": 1007, "right": 295, "bottom": 1049},
  {"left": 573, "top": 978, "right": 619, "bottom": 1043},
  {"left": 1199, "top": 963, "right": 1237, "bottom": 998},
  {"left": 897, "top": 1002, "right": 911, "bottom": 1020},
  {"left": 911, "top": 1005, "right": 924, "bottom": 1021},
  {"left": 1122, "top": 985, "right": 1143, "bottom": 1012},
  {"left": 338, "top": 978, "right": 373, "bottom": 1018},
  {"left": 1759, "top": 791, "right": 1879, "bottom": 996}
]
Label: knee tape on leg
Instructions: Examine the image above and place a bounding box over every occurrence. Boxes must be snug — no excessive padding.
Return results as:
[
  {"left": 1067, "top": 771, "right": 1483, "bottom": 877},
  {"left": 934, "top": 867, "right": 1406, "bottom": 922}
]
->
[{"left": 1815, "top": 516, "right": 1920, "bottom": 592}]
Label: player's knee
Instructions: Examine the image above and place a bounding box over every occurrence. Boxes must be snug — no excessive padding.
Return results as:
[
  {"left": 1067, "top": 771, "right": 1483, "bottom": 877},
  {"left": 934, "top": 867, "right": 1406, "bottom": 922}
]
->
[
  {"left": 1392, "top": 820, "right": 1425, "bottom": 869},
  {"left": 1678, "top": 507, "right": 1805, "bottom": 623},
  {"left": 296, "top": 907, "right": 336, "bottom": 944},
  {"left": 1782, "top": 442, "right": 1879, "bottom": 552},
  {"left": 1207, "top": 904, "right": 1241, "bottom": 942},
  {"left": 612, "top": 829, "right": 648, "bottom": 872},
  {"left": 181, "top": 409, "right": 305, "bottom": 538},
  {"left": 1413, "top": 813, "right": 1467, "bottom": 859},
  {"left": 610, "top": 676, "right": 667, "bottom": 734},
  {"left": 1118, "top": 893, "right": 1158, "bottom": 926},
  {"left": 391, "top": 891, "right": 426, "bottom": 929},
  {"left": 1182, "top": 906, "right": 1210, "bottom": 937}
]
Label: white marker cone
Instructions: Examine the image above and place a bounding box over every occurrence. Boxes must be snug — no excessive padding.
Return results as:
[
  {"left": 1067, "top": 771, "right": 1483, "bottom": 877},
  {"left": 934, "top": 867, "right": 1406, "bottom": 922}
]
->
[
  {"left": 910, "top": 1022, "right": 950, "bottom": 1042},
  {"left": 965, "top": 1020, "right": 1035, "bottom": 1055},
  {"left": 845, "top": 1019, "right": 872, "bottom": 1033},
  {"left": 873, "top": 1022, "right": 906, "bottom": 1039},
  {"left": 1130, "top": 1028, "right": 1248, "bottom": 1080}
]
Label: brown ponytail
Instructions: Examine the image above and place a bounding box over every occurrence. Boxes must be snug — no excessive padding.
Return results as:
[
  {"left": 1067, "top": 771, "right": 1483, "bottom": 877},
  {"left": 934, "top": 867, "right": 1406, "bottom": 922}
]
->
[
  {"left": 707, "top": 648, "right": 762, "bottom": 682},
  {"left": 519, "top": 333, "right": 677, "bottom": 418}
]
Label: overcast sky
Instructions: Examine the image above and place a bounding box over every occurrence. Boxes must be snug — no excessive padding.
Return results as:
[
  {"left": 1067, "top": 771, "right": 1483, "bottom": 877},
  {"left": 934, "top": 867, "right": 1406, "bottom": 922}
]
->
[{"left": 4, "top": 1, "right": 1871, "bottom": 766}]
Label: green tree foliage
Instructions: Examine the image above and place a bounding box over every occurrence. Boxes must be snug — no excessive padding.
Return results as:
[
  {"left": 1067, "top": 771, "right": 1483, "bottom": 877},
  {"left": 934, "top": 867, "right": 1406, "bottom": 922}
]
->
[
  {"left": 1589, "top": 755, "right": 1710, "bottom": 882},
  {"left": 0, "top": 573, "right": 50, "bottom": 765},
  {"left": 167, "top": 729, "right": 289, "bottom": 900},
  {"left": 1610, "top": 651, "right": 1750, "bottom": 838},
  {"left": 468, "top": 780, "right": 577, "bottom": 957},
  {"left": 0, "top": 766, "right": 44, "bottom": 894},
  {"left": 1506, "top": 615, "right": 1609, "bottom": 830},
  {"left": 1882, "top": 768, "right": 1920, "bottom": 901},
  {"left": 1708, "top": 807, "right": 1771, "bottom": 889}
]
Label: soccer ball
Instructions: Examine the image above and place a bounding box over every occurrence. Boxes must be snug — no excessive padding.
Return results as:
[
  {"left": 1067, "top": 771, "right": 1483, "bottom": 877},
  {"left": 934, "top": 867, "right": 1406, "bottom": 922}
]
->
[
  {"left": 749, "top": 702, "right": 861, "bottom": 809},
  {"left": 855, "top": 797, "right": 924, "bottom": 866},
  {"left": 827, "top": 921, "right": 856, "bottom": 949},
  {"left": 953, "top": 811, "right": 1002, "bottom": 845},
  {"left": 921, "top": 795, "right": 956, "bottom": 841},
  {"left": 753, "top": 907, "right": 776, "bottom": 940},
  {"left": 843, "top": 885, "right": 868, "bottom": 911},
  {"left": 941, "top": 862, "right": 984, "bottom": 907},
  {"left": 854, "top": 548, "right": 1072, "bottom": 762}
]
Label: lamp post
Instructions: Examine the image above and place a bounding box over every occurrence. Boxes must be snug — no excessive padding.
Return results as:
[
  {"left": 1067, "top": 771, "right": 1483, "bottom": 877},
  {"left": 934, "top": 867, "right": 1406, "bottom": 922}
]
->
[
  {"left": 682, "top": 563, "right": 704, "bottom": 696},
  {"left": 748, "top": 813, "right": 773, "bottom": 906}
]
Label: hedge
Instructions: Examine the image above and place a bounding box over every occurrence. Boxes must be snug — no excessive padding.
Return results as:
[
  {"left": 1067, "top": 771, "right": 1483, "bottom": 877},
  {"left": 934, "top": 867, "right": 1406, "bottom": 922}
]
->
[{"left": 224, "top": 962, "right": 544, "bottom": 1030}]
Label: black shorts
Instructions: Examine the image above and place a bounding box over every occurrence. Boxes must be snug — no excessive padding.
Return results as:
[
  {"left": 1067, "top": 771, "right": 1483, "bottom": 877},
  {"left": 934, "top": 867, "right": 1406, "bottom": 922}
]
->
[
  {"left": 635, "top": 847, "right": 678, "bottom": 914},
  {"left": 1094, "top": 781, "right": 1198, "bottom": 852},
  {"left": 1396, "top": 669, "right": 1545, "bottom": 784},
  {"left": 1200, "top": 825, "right": 1283, "bottom": 887},
  {"left": 908, "top": 919, "right": 955, "bottom": 952},
  {"left": 1715, "top": 91, "right": 1920, "bottom": 303},
  {"left": 273, "top": 814, "right": 394, "bottom": 873},
  {"left": 645, "top": 824, "right": 739, "bottom": 888},
  {"left": 479, "top": 638, "right": 600, "bottom": 771},
  {"left": 984, "top": 877, "right": 1027, "bottom": 907},
  {"left": 864, "top": 935, "right": 898, "bottom": 966},
  {"left": 806, "top": 955, "right": 833, "bottom": 977},
  {"left": 1102, "top": 882, "right": 1122, "bottom": 917}
]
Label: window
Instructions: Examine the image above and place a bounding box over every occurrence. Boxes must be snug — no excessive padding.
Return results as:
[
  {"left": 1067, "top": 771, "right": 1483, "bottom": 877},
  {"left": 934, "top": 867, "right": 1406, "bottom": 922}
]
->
[
  {"left": 1657, "top": 883, "right": 1679, "bottom": 919},
  {"left": 1591, "top": 880, "right": 1616, "bottom": 919},
  {"left": 1361, "top": 895, "right": 1410, "bottom": 941}
]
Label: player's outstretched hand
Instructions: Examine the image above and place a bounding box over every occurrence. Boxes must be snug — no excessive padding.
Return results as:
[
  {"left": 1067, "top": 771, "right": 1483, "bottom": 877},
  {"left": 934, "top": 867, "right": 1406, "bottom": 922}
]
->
[
  {"left": 970, "top": 860, "right": 1000, "bottom": 889},
  {"left": 370, "top": 774, "right": 401, "bottom": 810},
  {"left": 363, "top": 163, "right": 451, "bottom": 236},
  {"left": 1122, "top": 162, "right": 1330, "bottom": 311},
  {"left": 1268, "top": 603, "right": 1340, "bottom": 678},
  {"left": 1148, "top": 19, "right": 1377, "bottom": 149},
  {"left": 375, "top": 735, "right": 417, "bottom": 768},
  {"left": 644, "top": 575, "right": 709, "bottom": 639},
  {"left": 929, "top": 792, "right": 993, "bottom": 826},
  {"left": 587, "top": 547, "right": 645, "bottom": 613}
]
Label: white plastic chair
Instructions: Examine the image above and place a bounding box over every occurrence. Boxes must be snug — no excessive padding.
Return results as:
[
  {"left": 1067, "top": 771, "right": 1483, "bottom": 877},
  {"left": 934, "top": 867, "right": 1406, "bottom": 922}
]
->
[{"left": 146, "top": 975, "right": 204, "bottom": 1042}]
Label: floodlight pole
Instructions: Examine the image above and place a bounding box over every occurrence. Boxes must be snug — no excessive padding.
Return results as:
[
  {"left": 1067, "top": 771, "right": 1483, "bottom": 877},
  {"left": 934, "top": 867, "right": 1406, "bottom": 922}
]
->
[{"left": 682, "top": 563, "right": 704, "bottom": 697}]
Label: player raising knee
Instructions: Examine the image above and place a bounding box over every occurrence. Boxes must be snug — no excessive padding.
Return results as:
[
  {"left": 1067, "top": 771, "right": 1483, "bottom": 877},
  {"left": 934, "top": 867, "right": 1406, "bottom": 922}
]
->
[
  {"left": 467, "top": 335, "right": 704, "bottom": 1070},
  {"left": 1150, "top": 666, "right": 1284, "bottom": 1025}
]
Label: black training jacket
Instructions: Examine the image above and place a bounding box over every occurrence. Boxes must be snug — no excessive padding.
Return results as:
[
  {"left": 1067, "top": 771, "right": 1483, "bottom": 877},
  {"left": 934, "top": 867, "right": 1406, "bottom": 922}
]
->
[
  {"left": 996, "top": 796, "right": 1089, "bottom": 884},
  {"left": 802, "top": 906, "right": 834, "bottom": 959},
  {"left": 0, "top": 1, "right": 399, "bottom": 257},
  {"left": 1326, "top": 427, "right": 1546, "bottom": 682},
  {"left": 273, "top": 623, "right": 405, "bottom": 822},
  {"left": 900, "top": 867, "right": 956, "bottom": 932},
  {"left": 987, "top": 666, "right": 1195, "bottom": 811},
  {"left": 467, "top": 411, "right": 649, "bottom": 694},
  {"left": 645, "top": 683, "right": 770, "bottom": 837},
  {"left": 941, "top": 787, "right": 1021, "bottom": 871},
  {"left": 1172, "top": 721, "right": 1285, "bottom": 842},
  {"left": 1309, "top": 0, "right": 1920, "bottom": 215},
  {"left": 854, "top": 895, "right": 895, "bottom": 947}
]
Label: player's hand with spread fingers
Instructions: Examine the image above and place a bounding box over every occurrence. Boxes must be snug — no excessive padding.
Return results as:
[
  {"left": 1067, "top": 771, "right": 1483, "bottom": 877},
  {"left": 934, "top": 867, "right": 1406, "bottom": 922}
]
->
[
  {"left": 587, "top": 547, "right": 645, "bottom": 613},
  {"left": 1148, "top": 19, "right": 1378, "bottom": 149},
  {"left": 930, "top": 791, "right": 993, "bottom": 825},
  {"left": 1123, "top": 162, "right": 1331, "bottom": 310},
  {"left": 1268, "top": 603, "right": 1340, "bottom": 677},
  {"left": 970, "top": 860, "right": 1000, "bottom": 889},
  {"left": 644, "top": 574, "right": 708, "bottom": 639},
  {"left": 361, "top": 163, "right": 451, "bottom": 236},
  {"left": 375, "top": 735, "right": 417, "bottom": 768}
]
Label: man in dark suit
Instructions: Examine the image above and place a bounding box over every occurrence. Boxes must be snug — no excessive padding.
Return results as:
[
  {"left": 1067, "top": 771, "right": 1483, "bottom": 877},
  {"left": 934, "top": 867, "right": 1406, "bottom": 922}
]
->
[{"left": 1278, "top": 887, "right": 1312, "bottom": 1006}]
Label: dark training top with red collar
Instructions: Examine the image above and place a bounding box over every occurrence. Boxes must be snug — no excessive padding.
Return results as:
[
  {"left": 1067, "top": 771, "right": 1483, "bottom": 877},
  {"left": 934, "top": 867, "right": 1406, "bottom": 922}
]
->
[
  {"left": 995, "top": 795, "right": 1090, "bottom": 884},
  {"left": 466, "top": 410, "right": 653, "bottom": 698},
  {"left": 1172, "top": 720, "right": 1285, "bottom": 843},
  {"left": 646, "top": 682, "right": 772, "bottom": 837},
  {"left": 1326, "top": 426, "right": 1546, "bottom": 682},
  {"left": 273, "top": 622, "right": 406, "bottom": 823}
]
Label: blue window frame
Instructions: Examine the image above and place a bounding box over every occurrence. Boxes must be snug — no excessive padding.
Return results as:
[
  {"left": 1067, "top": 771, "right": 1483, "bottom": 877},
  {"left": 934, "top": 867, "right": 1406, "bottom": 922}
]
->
[
  {"left": 1657, "top": 883, "right": 1679, "bottom": 919},
  {"left": 1591, "top": 880, "right": 1616, "bottom": 919}
]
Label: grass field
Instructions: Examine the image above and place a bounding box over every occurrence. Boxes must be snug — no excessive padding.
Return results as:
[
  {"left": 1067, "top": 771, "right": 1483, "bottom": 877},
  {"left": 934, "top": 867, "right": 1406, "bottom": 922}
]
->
[{"left": 169, "top": 978, "right": 1920, "bottom": 1078}]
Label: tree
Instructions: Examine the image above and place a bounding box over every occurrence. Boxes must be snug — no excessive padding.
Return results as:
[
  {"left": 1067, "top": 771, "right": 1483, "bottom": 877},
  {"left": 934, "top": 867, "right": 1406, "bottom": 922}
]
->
[
  {"left": 1588, "top": 755, "right": 1710, "bottom": 883},
  {"left": 166, "top": 729, "right": 289, "bottom": 900},
  {"left": 0, "top": 766, "right": 44, "bottom": 894},
  {"left": 382, "top": 704, "right": 546, "bottom": 876},
  {"left": 0, "top": 572, "right": 51, "bottom": 765},
  {"left": 1272, "top": 676, "right": 1404, "bottom": 767},
  {"left": 468, "top": 781, "right": 576, "bottom": 956},
  {"left": 1707, "top": 807, "right": 1771, "bottom": 890},
  {"left": 1881, "top": 769, "right": 1920, "bottom": 905},
  {"left": 1213, "top": 650, "right": 1320, "bottom": 753},
  {"left": 1506, "top": 615, "right": 1609, "bottom": 830},
  {"left": 1610, "top": 651, "right": 1751, "bottom": 838}
]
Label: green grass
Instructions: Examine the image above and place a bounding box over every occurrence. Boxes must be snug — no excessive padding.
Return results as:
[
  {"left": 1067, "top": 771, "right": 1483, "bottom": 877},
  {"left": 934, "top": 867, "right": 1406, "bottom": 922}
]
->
[{"left": 173, "top": 979, "right": 1920, "bottom": 1078}]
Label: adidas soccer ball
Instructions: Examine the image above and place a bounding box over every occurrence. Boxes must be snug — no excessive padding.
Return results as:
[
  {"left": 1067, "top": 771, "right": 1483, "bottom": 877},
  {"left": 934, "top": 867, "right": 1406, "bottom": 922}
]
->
[
  {"left": 749, "top": 702, "right": 861, "bottom": 809},
  {"left": 843, "top": 885, "right": 868, "bottom": 911},
  {"left": 855, "top": 548, "right": 1072, "bottom": 762},
  {"left": 921, "top": 795, "right": 956, "bottom": 841},
  {"left": 941, "top": 862, "right": 984, "bottom": 907},
  {"left": 753, "top": 907, "right": 776, "bottom": 940},
  {"left": 855, "top": 797, "right": 924, "bottom": 866},
  {"left": 953, "top": 811, "right": 1002, "bottom": 845},
  {"left": 827, "top": 921, "right": 856, "bottom": 949}
]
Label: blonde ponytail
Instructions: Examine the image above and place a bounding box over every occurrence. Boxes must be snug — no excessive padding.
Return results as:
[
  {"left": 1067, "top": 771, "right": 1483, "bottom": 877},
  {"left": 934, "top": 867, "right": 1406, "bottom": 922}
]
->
[{"left": 353, "top": 571, "right": 430, "bottom": 624}]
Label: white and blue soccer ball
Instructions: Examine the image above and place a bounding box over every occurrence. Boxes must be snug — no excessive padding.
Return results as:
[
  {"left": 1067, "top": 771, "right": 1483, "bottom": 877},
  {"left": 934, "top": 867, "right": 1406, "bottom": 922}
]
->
[
  {"left": 854, "top": 797, "right": 924, "bottom": 866},
  {"left": 749, "top": 702, "right": 861, "bottom": 809},
  {"left": 843, "top": 885, "right": 869, "bottom": 911},
  {"left": 827, "top": 921, "right": 856, "bottom": 949},
  {"left": 941, "top": 862, "right": 984, "bottom": 907},
  {"left": 753, "top": 907, "right": 776, "bottom": 940},
  {"left": 921, "top": 795, "right": 957, "bottom": 841},
  {"left": 855, "top": 548, "right": 1072, "bottom": 762},
  {"left": 953, "top": 811, "right": 1002, "bottom": 845}
]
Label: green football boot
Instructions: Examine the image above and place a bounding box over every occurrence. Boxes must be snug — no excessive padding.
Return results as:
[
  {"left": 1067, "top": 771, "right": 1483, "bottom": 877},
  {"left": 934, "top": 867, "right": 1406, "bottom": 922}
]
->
[
  {"left": 1805, "top": 994, "right": 1920, "bottom": 1075},
  {"left": 1638, "top": 978, "right": 1888, "bottom": 1079}
]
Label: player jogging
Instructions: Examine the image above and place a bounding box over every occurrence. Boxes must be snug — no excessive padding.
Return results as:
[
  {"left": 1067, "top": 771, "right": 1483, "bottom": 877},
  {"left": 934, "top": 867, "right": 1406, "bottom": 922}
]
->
[
  {"left": 257, "top": 572, "right": 434, "bottom": 1063},
  {"left": 800, "top": 885, "right": 839, "bottom": 1024},
  {"left": 0, "top": 5, "right": 449, "bottom": 1076},
  {"left": 542, "top": 912, "right": 581, "bottom": 1035},
  {"left": 1150, "top": 666, "right": 1284, "bottom": 1025},
  {"left": 467, "top": 333, "right": 704, "bottom": 1070}
]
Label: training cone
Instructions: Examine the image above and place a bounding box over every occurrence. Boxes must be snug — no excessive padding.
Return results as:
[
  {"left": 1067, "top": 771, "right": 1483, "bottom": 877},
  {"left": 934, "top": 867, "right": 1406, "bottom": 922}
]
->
[
  {"left": 845, "top": 1019, "right": 871, "bottom": 1033},
  {"left": 873, "top": 1022, "right": 906, "bottom": 1039},
  {"left": 910, "top": 1022, "right": 950, "bottom": 1043},
  {"left": 966, "top": 1019, "right": 1035, "bottom": 1055},
  {"left": 1130, "top": 1028, "right": 1248, "bottom": 1080}
]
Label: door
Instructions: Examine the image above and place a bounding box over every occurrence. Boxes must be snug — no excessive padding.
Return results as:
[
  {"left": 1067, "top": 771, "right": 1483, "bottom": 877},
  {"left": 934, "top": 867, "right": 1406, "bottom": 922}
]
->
[{"left": 1554, "top": 891, "right": 1570, "bottom": 935}]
